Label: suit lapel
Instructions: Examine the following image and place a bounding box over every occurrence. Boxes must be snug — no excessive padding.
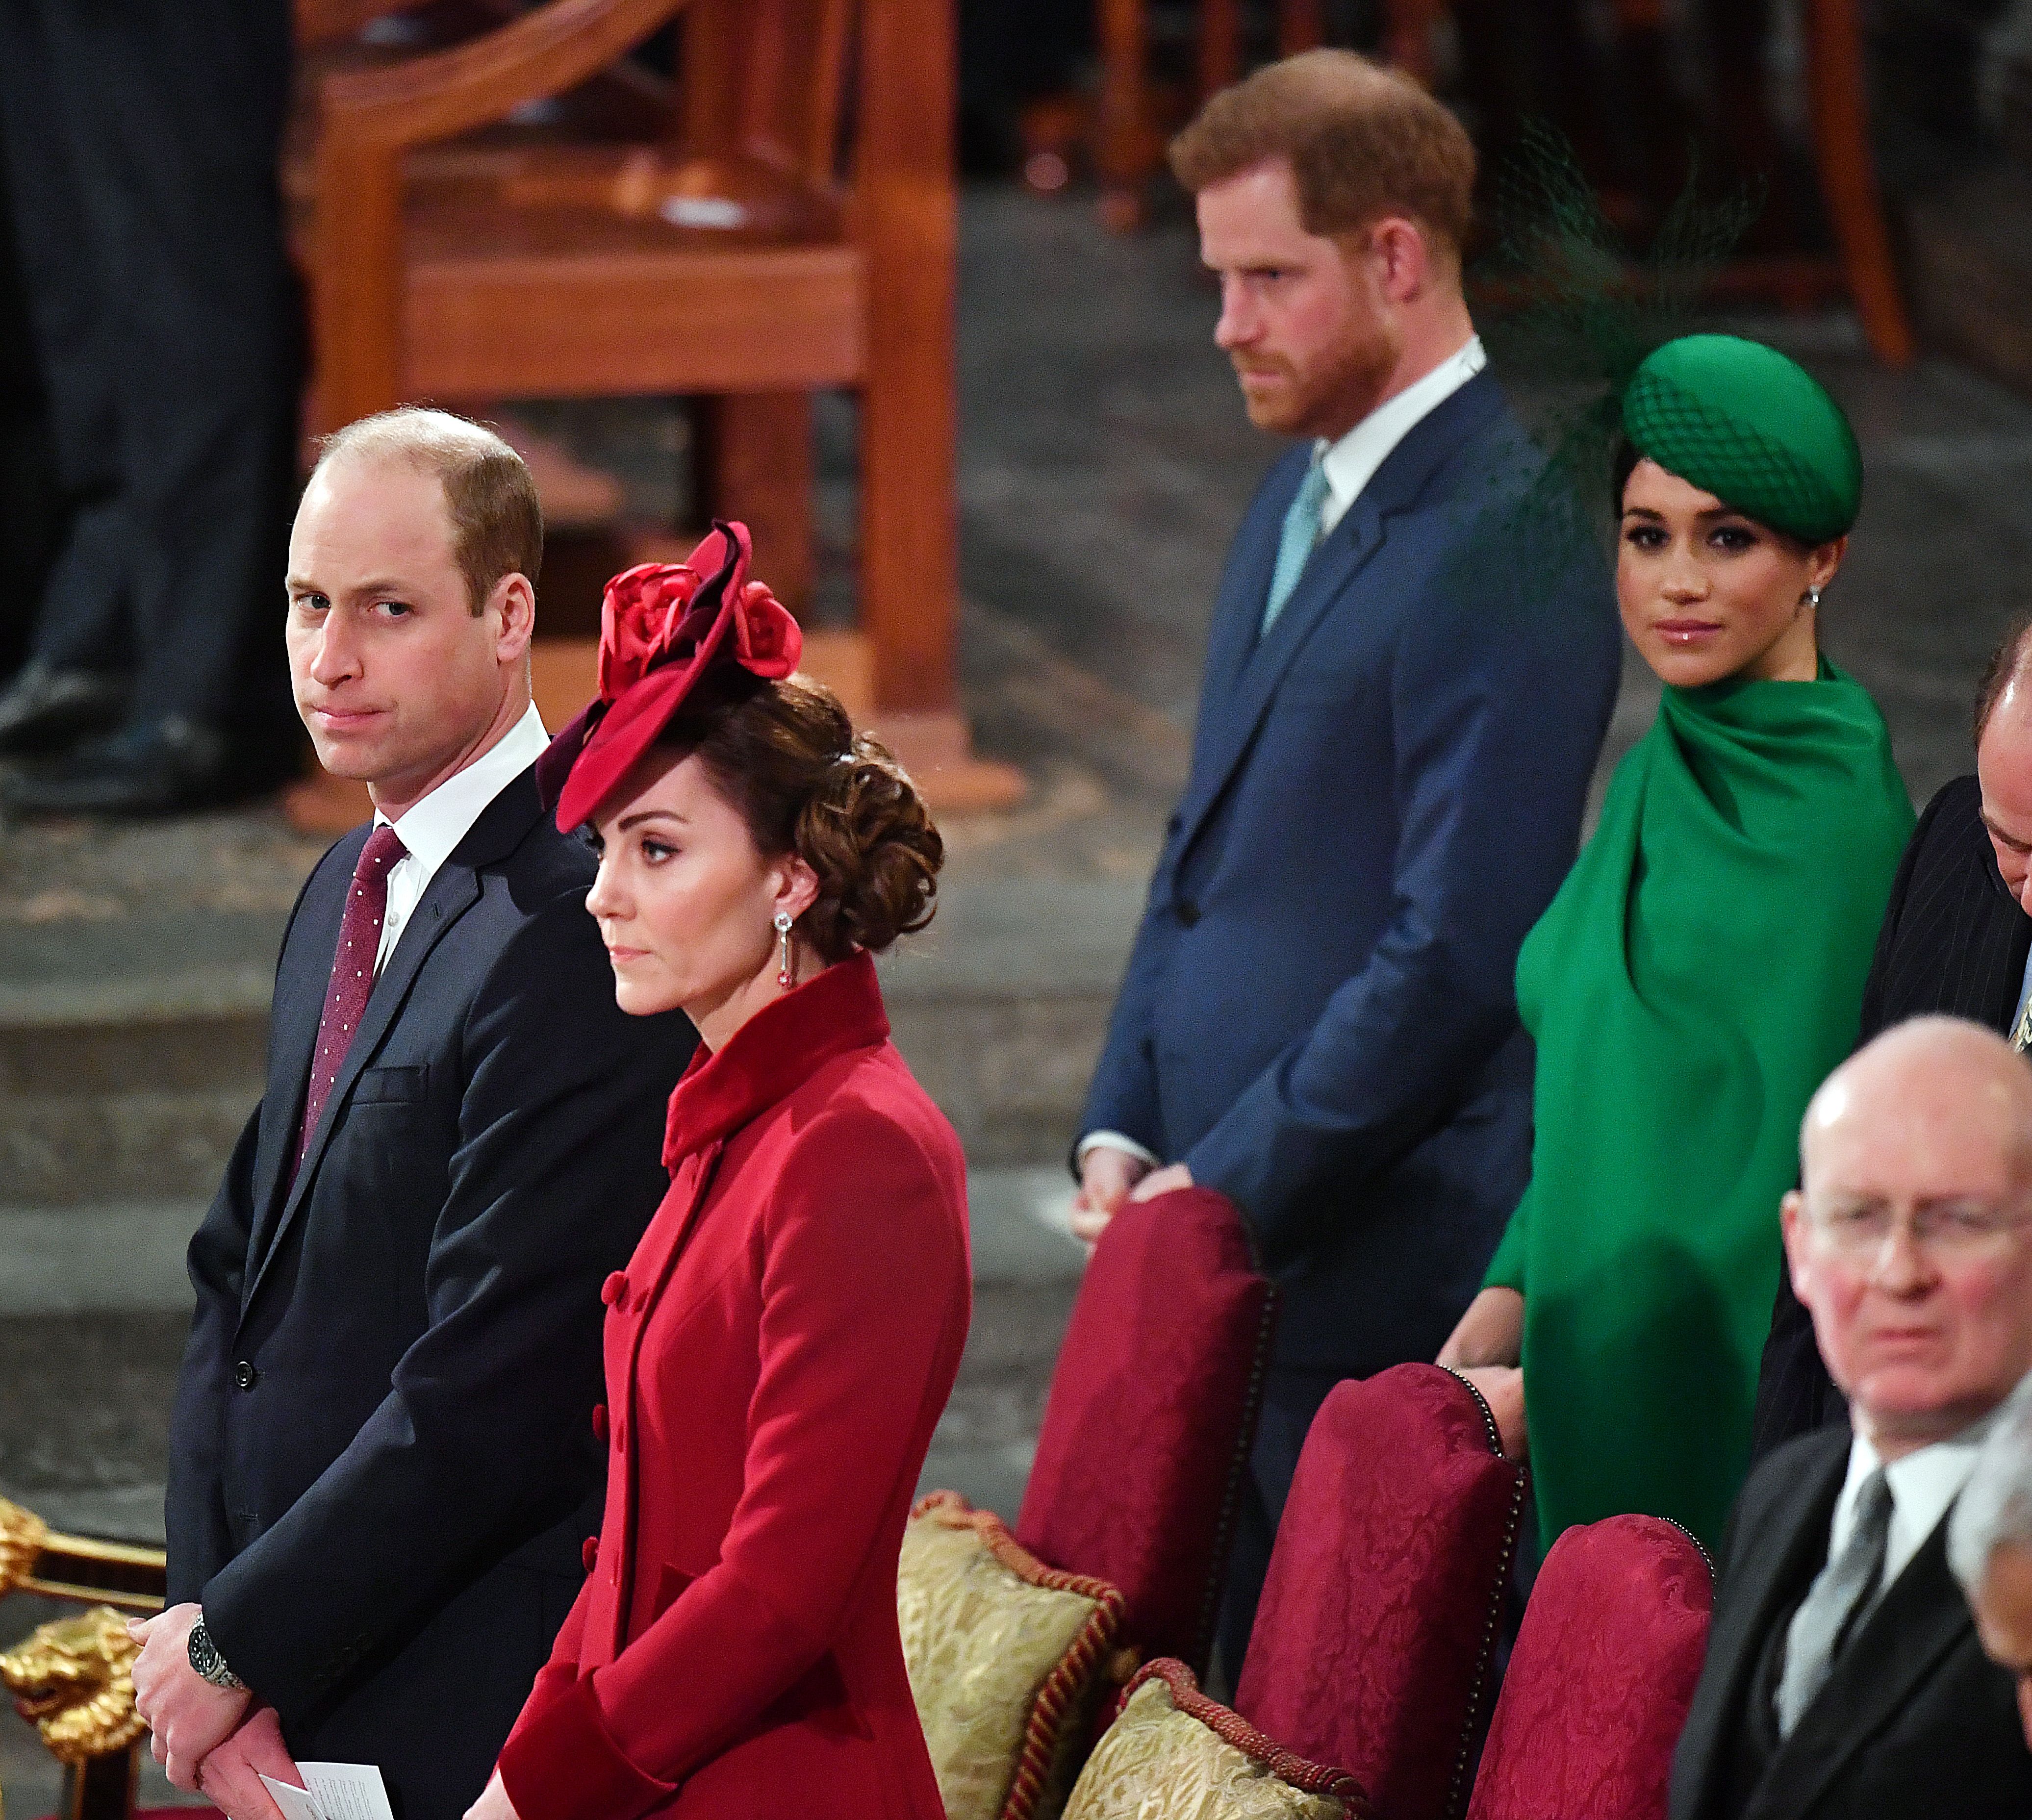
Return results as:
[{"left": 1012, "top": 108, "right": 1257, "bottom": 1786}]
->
[
  {"left": 1679, "top": 1433, "right": 1850, "bottom": 1820},
  {"left": 239, "top": 769, "right": 544, "bottom": 1317},
  {"left": 1200, "top": 447, "right": 1305, "bottom": 717},
  {"left": 1749, "top": 1522, "right": 1976, "bottom": 1820},
  {"left": 1171, "top": 372, "right": 1506, "bottom": 860}
]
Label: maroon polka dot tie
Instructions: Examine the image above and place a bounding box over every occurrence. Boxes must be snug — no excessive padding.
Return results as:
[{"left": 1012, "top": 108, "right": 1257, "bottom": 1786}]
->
[{"left": 293, "top": 823, "right": 407, "bottom": 1181}]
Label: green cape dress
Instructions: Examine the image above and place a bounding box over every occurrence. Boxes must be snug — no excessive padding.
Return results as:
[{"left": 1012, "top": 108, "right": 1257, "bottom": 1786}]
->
[{"left": 1483, "top": 659, "right": 1913, "bottom": 1552}]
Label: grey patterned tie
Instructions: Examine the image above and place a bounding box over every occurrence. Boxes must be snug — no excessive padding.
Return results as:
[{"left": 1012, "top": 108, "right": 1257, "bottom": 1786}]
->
[
  {"left": 1776, "top": 1467, "right": 1893, "bottom": 1737},
  {"left": 2012, "top": 988, "right": 2032, "bottom": 1053}
]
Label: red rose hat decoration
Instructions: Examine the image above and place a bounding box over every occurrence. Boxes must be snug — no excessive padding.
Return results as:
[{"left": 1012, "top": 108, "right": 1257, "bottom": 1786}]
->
[{"left": 539, "top": 520, "right": 802, "bottom": 831}]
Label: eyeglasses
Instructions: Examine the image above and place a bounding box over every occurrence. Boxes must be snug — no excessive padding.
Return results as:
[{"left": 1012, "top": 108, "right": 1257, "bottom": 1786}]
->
[{"left": 1806, "top": 1199, "right": 2032, "bottom": 1263}]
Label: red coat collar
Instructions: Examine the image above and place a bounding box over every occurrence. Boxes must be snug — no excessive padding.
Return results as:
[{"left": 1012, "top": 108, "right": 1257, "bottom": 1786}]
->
[{"left": 662, "top": 950, "right": 890, "bottom": 1165}]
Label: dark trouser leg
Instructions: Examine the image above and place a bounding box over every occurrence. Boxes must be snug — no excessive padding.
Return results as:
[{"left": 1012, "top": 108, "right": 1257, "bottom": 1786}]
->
[
  {"left": 1214, "top": 1367, "right": 1344, "bottom": 1694},
  {"left": 13, "top": 0, "right": 300, "bottom": 740},
  {"left": 0, "top": 129, "right": 58, "bottom": 681},
  {"left": 0, "top": 0, "right": 131, "bottom": 679}
]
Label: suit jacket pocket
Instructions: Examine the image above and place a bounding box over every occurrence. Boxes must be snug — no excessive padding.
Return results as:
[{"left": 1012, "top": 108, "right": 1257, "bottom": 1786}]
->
[{"left": 351, "top": 1064, "right": 430, "bottom": 1105}]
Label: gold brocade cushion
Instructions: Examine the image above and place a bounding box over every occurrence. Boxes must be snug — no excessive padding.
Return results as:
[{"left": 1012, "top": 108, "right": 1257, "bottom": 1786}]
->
[
  {"left": 1064, "top": 1662, "right": 1371, "bottom": 1820},
  {"left": 899, "top": 1491, "right": 1131, "bottom": 1820}
]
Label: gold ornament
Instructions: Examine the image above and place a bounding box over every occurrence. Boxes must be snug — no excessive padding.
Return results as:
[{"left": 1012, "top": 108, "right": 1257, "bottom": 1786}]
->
[
  {"left": 0, "top": 1498, "right": 50, "bottom": 1598},
  {"left": 0, "top": 1606, "right": 148, "bottom": 1765}
]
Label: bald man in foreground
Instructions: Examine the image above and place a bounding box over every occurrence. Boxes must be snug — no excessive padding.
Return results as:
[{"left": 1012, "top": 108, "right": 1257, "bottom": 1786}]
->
[{"left": 1672, "top": 1018, "right": 2032, "bottom": 1820}]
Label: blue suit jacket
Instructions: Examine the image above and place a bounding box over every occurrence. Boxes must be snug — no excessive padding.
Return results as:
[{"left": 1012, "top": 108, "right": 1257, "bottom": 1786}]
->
[{"left": 1080, "top": 371, "right": 1619, "bottom": 1373}]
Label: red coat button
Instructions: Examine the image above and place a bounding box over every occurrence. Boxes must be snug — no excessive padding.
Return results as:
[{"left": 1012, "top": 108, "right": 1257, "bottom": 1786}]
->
[
  {"left": 601, "top": 1271, "right": 628, "bottom": 1307},
  {"left": 591, "top": 1403, "right": 608, "bottom": 1442},
  {"left": 582, "top": 1535, "right": 598, "bottom": 1572}
]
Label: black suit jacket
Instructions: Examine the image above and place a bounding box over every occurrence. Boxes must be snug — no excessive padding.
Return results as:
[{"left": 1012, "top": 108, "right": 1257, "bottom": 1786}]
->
[
  {"left": 1752, "top": 776, "right": 2032, "bottom": 1455},
  {"left": 1671, "top": 1425, "right": 2032, "bottom": 1820},
  {"left": 166, "top": 765, "right": 691, "bottom": 1820}
]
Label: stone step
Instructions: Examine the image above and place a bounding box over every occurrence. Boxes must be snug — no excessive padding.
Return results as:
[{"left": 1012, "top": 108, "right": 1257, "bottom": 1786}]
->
[
  {"left": 1, "top": 1095, "right": 255, "bottom": 1208},
  {"left": 0, "top": 1169, "right": 1087, "bottom": 1549},
  {"left": 0, "top": 873, "right": 1136, "bottom": 1200}
]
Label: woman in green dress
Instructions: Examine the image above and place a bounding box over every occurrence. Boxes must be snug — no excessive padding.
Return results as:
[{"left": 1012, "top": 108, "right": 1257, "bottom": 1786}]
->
[{"left": 1437, "top": 333, "right": 1914, "bottom": 1554}]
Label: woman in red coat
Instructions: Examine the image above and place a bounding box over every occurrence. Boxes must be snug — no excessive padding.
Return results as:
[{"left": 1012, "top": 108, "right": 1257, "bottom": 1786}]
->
[{"left": 467, "top": 524, "right": 970, "bottom": 1820}]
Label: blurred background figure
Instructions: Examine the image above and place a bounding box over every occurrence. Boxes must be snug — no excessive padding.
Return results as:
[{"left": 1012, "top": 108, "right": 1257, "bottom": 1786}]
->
[
  {"left": 1951, "top": 1373, "right": 2032, "bottom": 1750},
  {"left": 0, "top": 0, "right": 301, "bottom": 815}
]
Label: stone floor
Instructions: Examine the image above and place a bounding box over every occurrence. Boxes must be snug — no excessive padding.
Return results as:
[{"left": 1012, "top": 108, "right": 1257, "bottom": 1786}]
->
[{"left": 7, "top": 178, "right": 2032, "bottom": 1814}]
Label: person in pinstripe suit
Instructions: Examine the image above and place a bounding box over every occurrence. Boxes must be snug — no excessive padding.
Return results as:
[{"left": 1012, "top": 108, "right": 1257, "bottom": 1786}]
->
[{"left": 1753, "top": 616, "right": 2032, "bottom": 1456}]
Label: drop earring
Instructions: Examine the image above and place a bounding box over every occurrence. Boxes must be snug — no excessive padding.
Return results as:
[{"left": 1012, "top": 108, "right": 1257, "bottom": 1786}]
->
[
  {"left": 1803, "top": 584, "right": 1823, "bottom": 611},
  {"left": 774, "top": 910, "right": 794, "bottom": 988}
]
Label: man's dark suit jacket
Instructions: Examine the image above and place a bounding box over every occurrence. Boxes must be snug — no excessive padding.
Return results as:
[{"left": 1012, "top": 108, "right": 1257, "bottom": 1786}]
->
[
  {"left": 1751, "top": 775, "right": 2031, "bottom": 1456},
  {"left": 1079, "top": 370, "right": 1621, "bottom": 1371},
  {"left": 1670, "top": 1423, "right": 2032, "bottom": 1820},
  {"left": 166, "top": 765, "right": 690, "bottom": 1820}
]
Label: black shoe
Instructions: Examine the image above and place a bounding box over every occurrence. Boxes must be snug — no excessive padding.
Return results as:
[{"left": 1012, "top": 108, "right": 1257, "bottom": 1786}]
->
[
  {"left": 1, "top": 715, "right": 234, "bottom": 816},
  {"left": 0, "top": 659, "right": 133, "bottom": 757}
]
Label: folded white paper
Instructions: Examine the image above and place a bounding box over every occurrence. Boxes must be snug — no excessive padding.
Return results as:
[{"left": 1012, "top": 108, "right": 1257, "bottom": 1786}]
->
[{"left": 260, "top": 1762, "right": 396, "bottom": 1820}]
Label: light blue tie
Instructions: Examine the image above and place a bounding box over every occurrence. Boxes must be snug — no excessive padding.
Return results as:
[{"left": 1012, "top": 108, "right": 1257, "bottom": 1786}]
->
[{"left": 1262, "top": 450, "right": 1331, "bottom": 636}]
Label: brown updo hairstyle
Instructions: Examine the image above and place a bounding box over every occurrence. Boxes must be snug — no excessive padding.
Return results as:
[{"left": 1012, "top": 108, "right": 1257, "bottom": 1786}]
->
[{"left": 651, "top": 667, "right": 942, "bottom": 960}]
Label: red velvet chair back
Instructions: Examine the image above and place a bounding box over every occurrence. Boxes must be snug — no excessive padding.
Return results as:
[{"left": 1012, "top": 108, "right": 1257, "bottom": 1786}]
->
[
  {"left": 1235, "top": 1365, "right": 1526, "bottom": 1820},
  {"left": 1015, "top": 1186, "right": 1275, "bottom": 1673},
  {"left": 1465, "top": 1515, "right": 1712, "bottom": 1820}
]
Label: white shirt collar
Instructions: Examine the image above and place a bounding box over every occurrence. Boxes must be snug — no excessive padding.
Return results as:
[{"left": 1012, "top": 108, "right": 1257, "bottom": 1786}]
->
[
  {"left": 378, "top": 701, "right": 550, "bottom": 878},
  {"left": 1833, "top": 1408, "right": 2002, "bottom": 1589},
  {"left": 1314, "top": 334, "right": 1487, "bottom": 536}
]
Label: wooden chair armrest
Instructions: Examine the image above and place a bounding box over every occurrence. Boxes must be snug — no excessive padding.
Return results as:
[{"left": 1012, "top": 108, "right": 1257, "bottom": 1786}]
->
[
  {"left": 317, "top": 0, "right": 692, "bottom": 152},
  {"left": 295, "top": 0, "right": 406, "bottom": 51}
]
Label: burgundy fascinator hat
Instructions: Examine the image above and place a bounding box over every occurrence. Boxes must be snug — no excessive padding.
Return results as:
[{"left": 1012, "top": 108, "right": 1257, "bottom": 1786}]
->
[{"left": 538, "top": 520, "right": 802, "bottom": 831}]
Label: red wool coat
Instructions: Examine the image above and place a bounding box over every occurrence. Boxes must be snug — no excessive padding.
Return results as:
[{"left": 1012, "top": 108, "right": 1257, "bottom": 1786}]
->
[{"left": 497, "top": 952, "right": 970, "bottom": 1820}]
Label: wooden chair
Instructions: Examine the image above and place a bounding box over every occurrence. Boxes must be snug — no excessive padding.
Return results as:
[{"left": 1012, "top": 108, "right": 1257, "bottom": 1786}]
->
[
  {"left": 1, "top": 1498, "right": 175, "bottom": 1820},
  {"left": 1090, "top": 0, "right": 1915, "bottom": 366},
  {"left": 291, "top": 0, "right": 1021, "bottom": 817}
]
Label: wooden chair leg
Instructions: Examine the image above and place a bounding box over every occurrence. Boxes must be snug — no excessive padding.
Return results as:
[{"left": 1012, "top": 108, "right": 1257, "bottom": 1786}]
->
[
  {"left": 1803, "top": 0, "right": 1916, "bottom": 364},
  {"left": 858, "top": 0, "right": 958, "bottom": 714},
  {"left": 1378, "top": 0, "right": 1442, "bottom": 85},
  {"left": 1097, "top": 0, "right": 1154, "bottom": 229},
  {"left": 1200, "top": 0, "right": 1241, "bottom": 99},
  {"left": 1276, "top": 0, "right": 1325, "bottom": 57},
  {"left": 697, "top": 394, "right": 815, "bottom": 612}
]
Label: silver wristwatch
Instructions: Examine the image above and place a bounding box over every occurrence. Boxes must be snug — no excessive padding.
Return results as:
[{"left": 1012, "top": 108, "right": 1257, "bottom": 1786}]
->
[{"left": 187, "top": 1618, "right": 246, "bottom": 1691}]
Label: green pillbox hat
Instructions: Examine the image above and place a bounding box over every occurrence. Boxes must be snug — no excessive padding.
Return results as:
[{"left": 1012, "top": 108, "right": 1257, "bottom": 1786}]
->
[{"left": 1621, "top": 334, "right": 1863, "bottom": 544}]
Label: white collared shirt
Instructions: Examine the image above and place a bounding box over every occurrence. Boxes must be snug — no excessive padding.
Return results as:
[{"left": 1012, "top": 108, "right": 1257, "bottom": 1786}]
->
[
  {"left": 1313, "top": 335, "right": 1488, "bottom": 538},
  {"left": 373, "top": 702, "right": 550, "bottom": 972},
  {"left": 1830, "top": 1412, "right": 1998, "bottom": 1592}
]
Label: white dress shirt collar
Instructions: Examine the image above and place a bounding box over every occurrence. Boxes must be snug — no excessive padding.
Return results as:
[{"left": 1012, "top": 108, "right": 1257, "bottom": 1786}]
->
[
  {"left": 372, "top": 701, "right": 550, "bottom": 970},
  {"left": 1832, "top": 1408, "right": 2001, "bottom": 1590},
  {"left": 1314, "top": 334, "right": 1488, "bottom": 538}
]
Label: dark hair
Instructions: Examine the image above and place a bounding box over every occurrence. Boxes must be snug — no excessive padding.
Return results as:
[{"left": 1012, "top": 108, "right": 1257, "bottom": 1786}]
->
[
  {"left": 1612, "top": 435, "right": 1641, "bottom": 518},
  {"left": 1976, "top": 615, "right": 2032, "bottom": 748},
  {"left": 1168, "top": 49, "right": 1475, "bottom": 261},
  {"left": 655, "top": 671, "right": 942, "bottom": 960}
]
